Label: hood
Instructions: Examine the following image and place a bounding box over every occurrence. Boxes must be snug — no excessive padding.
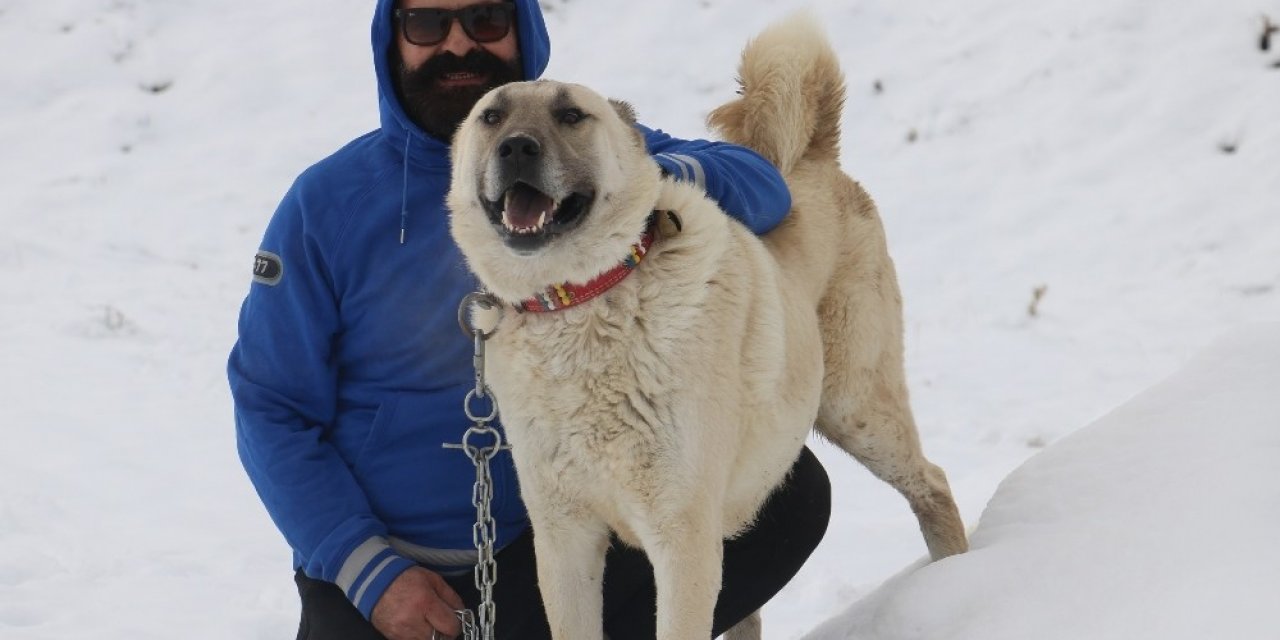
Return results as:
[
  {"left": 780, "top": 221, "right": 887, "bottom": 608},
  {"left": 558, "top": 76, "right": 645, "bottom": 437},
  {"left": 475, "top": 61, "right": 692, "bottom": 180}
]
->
[{"left": 371, "top": 0, "right": 552, "bottom": 164}]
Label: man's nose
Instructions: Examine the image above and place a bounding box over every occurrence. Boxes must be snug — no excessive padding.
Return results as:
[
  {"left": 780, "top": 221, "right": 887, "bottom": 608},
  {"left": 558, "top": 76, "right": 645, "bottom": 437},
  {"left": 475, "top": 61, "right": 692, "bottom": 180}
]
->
[{"left": 439, "top": 17, "right": 478, "bottom": 56}]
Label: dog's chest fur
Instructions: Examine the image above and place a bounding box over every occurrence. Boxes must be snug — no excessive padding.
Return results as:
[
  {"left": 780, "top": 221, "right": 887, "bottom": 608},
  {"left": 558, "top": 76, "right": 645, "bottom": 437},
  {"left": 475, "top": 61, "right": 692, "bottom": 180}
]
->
[
  {"left": 487, "top": 284, "right": 701, "bottom": 539},
  {"left": 479, "top": 210, "right": 753, "bottom": 533},
  {"left": 478, "top": 184, "right": 814, "bottom": 546}
]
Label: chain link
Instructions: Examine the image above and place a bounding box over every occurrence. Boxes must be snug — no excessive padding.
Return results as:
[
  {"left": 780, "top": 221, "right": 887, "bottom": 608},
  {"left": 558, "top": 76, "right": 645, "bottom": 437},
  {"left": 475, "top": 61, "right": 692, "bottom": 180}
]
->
[
  {"left": 445, "top": 292, "right": 506, "bottom": 640},
  {"left": 452, "top": 609, "right": 478, "bottom": 640}
]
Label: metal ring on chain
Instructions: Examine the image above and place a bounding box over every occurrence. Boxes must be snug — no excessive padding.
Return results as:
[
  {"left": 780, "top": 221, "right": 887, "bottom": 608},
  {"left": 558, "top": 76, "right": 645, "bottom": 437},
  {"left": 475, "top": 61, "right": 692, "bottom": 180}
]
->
[
  {"left": 460, "top": 425, "right": 505, "bottom": 459},
  {"left": 458, "top": 291, "right": 503, "bottom": 339},
  {"left": 463, "top": 389, "right": 500, "bottom": 423}
]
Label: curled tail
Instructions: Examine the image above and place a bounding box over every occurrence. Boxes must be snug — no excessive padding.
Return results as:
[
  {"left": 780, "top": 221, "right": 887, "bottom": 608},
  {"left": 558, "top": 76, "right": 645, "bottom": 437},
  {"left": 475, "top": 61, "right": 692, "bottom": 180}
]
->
[{"left": 708, "top": 13, "right": 845, "bottom": 176}]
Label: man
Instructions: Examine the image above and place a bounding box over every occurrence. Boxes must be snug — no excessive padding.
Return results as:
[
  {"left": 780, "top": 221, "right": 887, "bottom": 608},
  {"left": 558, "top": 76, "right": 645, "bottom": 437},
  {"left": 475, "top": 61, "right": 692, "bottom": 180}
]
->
[{"left": 228, "top": 1, "right": 831, "bottom": 638}]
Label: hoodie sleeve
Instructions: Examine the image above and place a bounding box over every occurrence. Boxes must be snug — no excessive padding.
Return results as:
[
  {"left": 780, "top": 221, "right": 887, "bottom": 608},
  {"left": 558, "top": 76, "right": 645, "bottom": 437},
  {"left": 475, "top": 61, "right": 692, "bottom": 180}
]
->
[
  {"left": 639, "top": 124, "right": 792, "bottom": 235},
  {"left": 227, "top": 180, "right": 415, "bottom": 620}
]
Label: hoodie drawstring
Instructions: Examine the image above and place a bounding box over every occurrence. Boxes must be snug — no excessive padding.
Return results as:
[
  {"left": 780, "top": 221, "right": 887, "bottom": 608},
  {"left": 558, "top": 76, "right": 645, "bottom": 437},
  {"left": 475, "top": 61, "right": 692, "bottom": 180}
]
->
[{"left": 400, "top": 130, "right": 411, "bottom": 245}]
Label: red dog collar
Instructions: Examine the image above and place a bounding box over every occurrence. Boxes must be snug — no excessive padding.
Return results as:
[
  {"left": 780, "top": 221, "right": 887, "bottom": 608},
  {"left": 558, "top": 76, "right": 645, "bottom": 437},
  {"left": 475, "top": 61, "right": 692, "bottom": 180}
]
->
[{"left": 517, "top": 225, "right": 657, "bottom": 313}]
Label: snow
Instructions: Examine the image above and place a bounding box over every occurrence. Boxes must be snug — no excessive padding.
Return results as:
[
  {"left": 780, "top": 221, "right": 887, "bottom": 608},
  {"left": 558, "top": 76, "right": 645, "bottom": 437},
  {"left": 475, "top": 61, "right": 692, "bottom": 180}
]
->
[
  {"left": 806, "top": 324, "right": 1280, "bottom": 640},
  {"left": 1, "top": 0, "right": 1278, "bottom": 638}
]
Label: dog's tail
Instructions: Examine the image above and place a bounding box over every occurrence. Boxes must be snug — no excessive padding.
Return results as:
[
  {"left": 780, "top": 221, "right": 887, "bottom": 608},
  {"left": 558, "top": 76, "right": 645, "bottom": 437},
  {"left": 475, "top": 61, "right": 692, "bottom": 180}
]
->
[{"left": 708, "top": 13, "right": 844, "bottom": 176}]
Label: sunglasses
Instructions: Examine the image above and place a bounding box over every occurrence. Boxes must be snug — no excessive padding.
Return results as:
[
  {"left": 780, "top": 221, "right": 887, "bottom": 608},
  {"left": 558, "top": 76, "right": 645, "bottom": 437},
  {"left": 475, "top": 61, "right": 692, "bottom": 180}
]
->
[{"left": 394, "top": 4, "right": 516, "bottom": 47}]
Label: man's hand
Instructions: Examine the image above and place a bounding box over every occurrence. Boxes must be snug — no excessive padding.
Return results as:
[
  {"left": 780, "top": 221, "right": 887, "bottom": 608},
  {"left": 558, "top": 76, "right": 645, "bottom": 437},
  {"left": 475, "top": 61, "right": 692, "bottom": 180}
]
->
[{"left": 371, "top": 567, "right": 466, "bottom": 640}]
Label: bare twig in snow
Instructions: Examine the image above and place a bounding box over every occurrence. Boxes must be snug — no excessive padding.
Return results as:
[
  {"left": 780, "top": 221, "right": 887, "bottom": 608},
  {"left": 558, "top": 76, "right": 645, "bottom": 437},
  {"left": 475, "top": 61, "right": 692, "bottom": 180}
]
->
[
  {"left": 1028, "top": 285, "right": 1048, "bottom": 318},
  {"left": 1262, "top": 15, "right": 1278, "bottom": 51}
]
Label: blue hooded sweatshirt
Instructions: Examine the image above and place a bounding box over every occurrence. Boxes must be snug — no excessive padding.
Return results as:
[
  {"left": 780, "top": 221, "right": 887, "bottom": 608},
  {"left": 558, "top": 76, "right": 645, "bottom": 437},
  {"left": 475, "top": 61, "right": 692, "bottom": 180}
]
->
[{"left": 229, "top": 0, "right": 791, "bottom": 620}]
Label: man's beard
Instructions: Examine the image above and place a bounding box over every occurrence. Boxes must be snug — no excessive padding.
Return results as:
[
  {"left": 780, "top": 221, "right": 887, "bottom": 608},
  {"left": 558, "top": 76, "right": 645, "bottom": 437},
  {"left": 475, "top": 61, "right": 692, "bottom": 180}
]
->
[{"left": 394, "top": 48, "right": 522, "bottom": 142}]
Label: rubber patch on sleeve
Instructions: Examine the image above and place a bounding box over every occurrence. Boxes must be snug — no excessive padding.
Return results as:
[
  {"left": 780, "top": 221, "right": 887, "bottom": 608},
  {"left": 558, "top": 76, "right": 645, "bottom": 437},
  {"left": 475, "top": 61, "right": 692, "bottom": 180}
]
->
[{"left": 253, "top": 250, "right": 284, "bottom": 286}]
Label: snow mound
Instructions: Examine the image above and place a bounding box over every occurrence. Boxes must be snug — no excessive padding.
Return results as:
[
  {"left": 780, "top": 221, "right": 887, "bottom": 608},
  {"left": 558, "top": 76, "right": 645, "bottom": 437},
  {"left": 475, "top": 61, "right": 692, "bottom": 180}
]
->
[{"left": 806, "top": 323, "right": 1280, "bottom": 640}]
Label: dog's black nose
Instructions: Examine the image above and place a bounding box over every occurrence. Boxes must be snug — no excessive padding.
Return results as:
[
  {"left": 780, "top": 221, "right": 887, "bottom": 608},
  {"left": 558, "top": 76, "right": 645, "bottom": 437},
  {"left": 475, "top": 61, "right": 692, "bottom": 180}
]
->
[{"left": 498, "top": 135, "right": 541, "bottom": 159}]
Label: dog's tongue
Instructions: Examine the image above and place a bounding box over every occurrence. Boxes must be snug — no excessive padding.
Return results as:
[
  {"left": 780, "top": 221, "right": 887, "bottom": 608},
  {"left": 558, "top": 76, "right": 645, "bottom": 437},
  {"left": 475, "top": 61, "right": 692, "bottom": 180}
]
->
[{"left": 504, "top": 183, "right": 555, "bottom": 228}]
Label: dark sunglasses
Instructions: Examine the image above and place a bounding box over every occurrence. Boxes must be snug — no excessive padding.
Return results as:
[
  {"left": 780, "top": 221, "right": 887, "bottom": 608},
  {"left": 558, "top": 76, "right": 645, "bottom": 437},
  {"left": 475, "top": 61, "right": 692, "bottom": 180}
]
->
[{"left": 394, "top": 4, "right": 516, "bottom": 47}]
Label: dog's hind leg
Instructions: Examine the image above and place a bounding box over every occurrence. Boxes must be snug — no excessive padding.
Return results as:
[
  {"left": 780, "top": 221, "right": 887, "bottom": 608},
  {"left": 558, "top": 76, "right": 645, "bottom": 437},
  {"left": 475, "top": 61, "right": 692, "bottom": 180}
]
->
[
  {"left": 816, "top": 365, "right": 967, "bottom": 559},
  {"left": 723, "top": 610, "right": 762, "bottom": 640},
  {"left": 814, "top": 301, "right": 968, "bottom": 560}
]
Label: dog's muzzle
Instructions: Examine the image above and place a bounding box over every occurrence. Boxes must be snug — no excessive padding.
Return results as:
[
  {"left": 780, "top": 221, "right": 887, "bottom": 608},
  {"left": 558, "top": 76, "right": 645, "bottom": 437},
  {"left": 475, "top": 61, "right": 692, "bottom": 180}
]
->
[{"left": 480, "top": 134, "right": 594, "bottom": 253}]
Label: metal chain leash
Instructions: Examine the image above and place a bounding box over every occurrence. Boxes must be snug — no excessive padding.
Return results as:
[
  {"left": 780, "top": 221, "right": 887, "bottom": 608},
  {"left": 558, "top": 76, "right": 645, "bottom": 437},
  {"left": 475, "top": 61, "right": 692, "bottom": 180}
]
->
[
  {"left": 448, "top": 609, "right": 477, "bottom": 640},
  {"left": 444, "top": 292, "right": 508, "bottom": 640}
]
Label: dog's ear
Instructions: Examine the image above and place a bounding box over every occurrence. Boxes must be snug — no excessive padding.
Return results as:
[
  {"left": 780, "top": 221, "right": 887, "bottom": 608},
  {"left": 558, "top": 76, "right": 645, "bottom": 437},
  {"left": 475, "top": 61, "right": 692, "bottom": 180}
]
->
[
  {"left": 657, "top": 210, "right": 684, "bottom": 237},
  {"left": 609, "top": 99, "right": 638, "bottom": 126}
]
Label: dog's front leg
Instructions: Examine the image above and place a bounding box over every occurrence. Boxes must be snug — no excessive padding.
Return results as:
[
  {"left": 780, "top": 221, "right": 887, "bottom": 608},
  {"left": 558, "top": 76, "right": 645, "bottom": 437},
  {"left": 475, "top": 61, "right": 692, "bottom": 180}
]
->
[
  {"left": 530, "top": 514, "right": 610, "bottom": 640},
  {"left": 641, "top": 506, "right": 723, "bottom": 640}
]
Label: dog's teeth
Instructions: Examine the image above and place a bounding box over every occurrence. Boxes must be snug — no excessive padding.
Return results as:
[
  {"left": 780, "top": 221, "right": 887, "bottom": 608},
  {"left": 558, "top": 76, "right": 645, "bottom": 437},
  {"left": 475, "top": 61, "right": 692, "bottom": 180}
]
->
[{"left": 498, "top": 205, "right": 550, "bottom": 235}]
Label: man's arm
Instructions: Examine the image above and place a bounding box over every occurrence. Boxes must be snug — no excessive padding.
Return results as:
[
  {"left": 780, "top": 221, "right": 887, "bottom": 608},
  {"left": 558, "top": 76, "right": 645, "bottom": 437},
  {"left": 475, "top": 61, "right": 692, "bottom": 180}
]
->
[
  {"left": 639, "top": 124, "right": 792, "bottom": 235},
  {"left": 228, "top": 182, "right": 417, "bottom": 620}
]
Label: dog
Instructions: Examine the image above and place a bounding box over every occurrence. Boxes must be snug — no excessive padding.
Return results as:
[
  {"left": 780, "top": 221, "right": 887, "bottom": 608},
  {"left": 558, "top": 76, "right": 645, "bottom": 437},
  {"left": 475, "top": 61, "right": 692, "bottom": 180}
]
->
[{"left": 446, "top": 14, "right": 968, "bottom": 639}]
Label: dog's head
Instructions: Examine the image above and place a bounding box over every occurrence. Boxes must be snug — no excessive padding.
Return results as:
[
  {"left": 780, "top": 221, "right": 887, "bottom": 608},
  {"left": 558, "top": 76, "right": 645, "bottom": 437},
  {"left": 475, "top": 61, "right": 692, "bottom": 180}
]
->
[{"left": 448, "top": 80, "right": 661, "bottom": 304}]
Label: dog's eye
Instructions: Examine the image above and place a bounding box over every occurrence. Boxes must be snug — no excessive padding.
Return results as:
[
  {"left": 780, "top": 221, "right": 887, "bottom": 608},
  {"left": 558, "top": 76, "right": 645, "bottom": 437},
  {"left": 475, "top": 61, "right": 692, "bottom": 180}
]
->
[
  {"left": 482, "top": 109, "right": 503, "bottom": 125},
  {"left": 557, "top": 108, "right": 587, "bottom": 125}
]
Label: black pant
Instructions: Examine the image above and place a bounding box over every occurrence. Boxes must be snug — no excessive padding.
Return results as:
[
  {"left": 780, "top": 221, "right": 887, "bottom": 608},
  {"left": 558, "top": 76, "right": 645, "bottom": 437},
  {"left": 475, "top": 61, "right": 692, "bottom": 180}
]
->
[{"left": 296, "top": 447, "right": 830, "bottom": 639}]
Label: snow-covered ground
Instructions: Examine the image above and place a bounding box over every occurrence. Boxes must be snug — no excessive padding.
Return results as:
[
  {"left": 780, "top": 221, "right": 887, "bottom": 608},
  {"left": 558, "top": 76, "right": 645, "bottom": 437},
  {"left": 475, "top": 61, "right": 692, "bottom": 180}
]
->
[
  {"left": 807, "top": 323, "right": 1280, "bottom": 640},
  {"left": 2, "top": 0, "right": 1278, "bottom": 638}
]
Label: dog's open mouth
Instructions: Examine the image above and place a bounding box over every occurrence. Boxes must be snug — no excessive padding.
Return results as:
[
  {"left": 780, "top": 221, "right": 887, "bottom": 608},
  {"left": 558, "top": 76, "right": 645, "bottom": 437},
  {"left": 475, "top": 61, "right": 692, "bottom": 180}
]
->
[{"left": 484, "top": 182, "right": 593, "bottom": 252}]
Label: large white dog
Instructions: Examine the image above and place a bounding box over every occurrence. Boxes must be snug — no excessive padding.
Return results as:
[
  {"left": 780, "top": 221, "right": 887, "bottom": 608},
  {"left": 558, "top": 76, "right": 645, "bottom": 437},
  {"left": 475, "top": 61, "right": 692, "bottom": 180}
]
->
[{"left": 447, "top": 15, "right": 967, "bottom": 639}]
